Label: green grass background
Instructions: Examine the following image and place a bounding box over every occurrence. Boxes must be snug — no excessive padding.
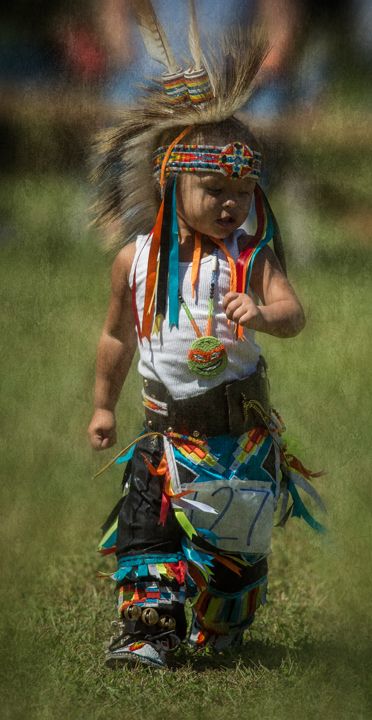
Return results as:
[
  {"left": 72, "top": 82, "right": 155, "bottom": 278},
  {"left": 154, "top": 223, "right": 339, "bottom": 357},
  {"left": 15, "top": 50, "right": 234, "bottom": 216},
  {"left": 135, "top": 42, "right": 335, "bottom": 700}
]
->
[{"left": 1, "top": 102, "right": 372, "bottom": 719}]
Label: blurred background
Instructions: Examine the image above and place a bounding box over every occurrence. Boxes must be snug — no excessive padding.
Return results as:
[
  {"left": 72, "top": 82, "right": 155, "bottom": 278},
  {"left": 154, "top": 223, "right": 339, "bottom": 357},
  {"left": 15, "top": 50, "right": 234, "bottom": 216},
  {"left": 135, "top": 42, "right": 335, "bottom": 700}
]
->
[{"left": 1, "top": 1, "right": 372, "bottom": 718}]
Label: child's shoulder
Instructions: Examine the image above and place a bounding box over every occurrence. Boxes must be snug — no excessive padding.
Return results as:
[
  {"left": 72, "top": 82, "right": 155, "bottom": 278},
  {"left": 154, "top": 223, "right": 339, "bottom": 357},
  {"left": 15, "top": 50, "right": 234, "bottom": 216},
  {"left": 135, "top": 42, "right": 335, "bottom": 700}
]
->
[
  {"left": 111, "top": 241, "right": 137, "bottom": 290},
  {"left": 113, "top": 241, "right": 137, "bottom": 269},
  {"left": 236, "top": 230, "right": 280, "bottom": 269}
]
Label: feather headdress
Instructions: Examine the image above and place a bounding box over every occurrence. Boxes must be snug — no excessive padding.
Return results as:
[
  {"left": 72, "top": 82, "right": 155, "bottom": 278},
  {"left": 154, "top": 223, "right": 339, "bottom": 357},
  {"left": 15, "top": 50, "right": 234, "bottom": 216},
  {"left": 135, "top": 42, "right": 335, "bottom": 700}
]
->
[{"left": 92, "top": 7, "right": 269, "bottom": 249}]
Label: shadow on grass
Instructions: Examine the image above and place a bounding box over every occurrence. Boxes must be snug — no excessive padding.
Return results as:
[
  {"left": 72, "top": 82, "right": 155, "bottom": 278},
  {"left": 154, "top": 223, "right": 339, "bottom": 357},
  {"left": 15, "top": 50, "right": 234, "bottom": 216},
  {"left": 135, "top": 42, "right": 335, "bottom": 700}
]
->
[
  {"left": 173, "top": 637, "right": 372, "bottom": 674},
  {"left": 172, "top": 640, "right": 289, "bottom": 672}
]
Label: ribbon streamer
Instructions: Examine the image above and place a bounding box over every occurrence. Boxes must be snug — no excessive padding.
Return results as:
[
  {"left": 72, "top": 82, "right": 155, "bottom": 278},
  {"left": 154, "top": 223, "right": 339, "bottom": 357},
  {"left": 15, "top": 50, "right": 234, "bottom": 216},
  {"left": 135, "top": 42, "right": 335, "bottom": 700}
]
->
[
  {"left": 172, "top": 497, "right": 218, "bottom": 514},
  {"left": 168, "top": 179, "right": 180, "bottom": 327},
  {"left": 288, "top": 480, "right": 326, "bottom": 533},
  {"left": 191, "top": 231, "right": 202, "bottom": 299},
  {"left": 163, "top": 435, "right": 182, "bottom": 495},
  {"left": 236, "top": 185, "right": 265, "bottom": 293},
  {"left": 289, "top": 470, "right": 327, "bottom": 513},
  {"left": 141, "top": 200, "right": 165, "bottom": 340},
  {"left": 154, "top": 176, "right": 175, "bottom": 330}
]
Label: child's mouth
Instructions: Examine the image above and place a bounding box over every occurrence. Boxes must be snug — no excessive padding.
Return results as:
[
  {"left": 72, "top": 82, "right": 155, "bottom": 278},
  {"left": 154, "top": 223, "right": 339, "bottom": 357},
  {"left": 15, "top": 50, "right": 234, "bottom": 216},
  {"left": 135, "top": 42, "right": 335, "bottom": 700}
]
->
[{"left": 215, "top": 216, "right": 235, "bottom": 227}]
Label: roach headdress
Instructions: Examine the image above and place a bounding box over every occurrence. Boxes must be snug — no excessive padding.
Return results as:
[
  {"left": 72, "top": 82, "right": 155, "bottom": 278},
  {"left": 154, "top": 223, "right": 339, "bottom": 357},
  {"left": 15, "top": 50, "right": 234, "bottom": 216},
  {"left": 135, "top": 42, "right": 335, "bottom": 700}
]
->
[{"left": 92, "top": 0, "right": 285, "bottom": 341}]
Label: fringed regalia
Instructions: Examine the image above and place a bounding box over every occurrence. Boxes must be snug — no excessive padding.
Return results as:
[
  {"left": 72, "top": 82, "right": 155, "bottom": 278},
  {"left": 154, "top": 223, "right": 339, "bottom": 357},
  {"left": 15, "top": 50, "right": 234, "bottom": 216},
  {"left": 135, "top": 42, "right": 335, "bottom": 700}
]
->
[{"left": 93, "top": 0, "right": 325, "bottom": 663}]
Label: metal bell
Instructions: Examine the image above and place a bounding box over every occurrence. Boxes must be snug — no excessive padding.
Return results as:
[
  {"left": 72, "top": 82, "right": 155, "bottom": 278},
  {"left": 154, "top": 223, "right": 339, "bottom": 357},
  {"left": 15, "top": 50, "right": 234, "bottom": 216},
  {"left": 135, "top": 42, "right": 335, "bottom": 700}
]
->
[
  {"left": 123, "top": 604, "right": 142, "bottom": 621},
  {"left": 141, "top": 607, "right": 159, "bottom": 626},
  {"left": 158, "top": 615, "right": 176, "bottom": 631}
]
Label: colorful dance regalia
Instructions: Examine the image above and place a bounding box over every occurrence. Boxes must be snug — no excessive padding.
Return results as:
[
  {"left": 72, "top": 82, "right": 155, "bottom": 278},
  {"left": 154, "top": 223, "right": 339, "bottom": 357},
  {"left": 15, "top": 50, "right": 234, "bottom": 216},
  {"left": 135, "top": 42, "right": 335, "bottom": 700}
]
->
[
  {"left": 97, "top": 225, "right": 325, "bottom": 652},
  {"left": 93, "top": 1, "right": 325, "bottom": 664},
  {"left": 98, "top": 383, "right": 325, "bottom": 650}
]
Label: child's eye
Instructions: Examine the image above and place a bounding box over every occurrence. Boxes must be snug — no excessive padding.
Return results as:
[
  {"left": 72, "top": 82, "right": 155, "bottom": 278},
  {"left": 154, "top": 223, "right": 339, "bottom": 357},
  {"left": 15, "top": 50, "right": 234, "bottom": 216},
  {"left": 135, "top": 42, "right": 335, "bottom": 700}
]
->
[{"left": 207, "top": 188, "right": 222, "bottom": 195}]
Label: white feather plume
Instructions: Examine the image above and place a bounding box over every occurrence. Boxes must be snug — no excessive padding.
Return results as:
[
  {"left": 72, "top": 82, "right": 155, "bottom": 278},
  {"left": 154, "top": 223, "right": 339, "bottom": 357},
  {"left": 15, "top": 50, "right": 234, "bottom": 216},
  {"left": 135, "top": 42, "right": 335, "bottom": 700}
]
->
[{"left": 188, "top": 0, "right": 202, "bottom": 70}]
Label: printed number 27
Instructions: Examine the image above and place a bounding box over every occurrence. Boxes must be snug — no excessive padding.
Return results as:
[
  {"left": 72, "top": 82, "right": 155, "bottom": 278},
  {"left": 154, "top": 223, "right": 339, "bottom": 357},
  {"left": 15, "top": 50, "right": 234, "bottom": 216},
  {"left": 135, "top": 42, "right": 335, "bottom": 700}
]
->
[{"left": 239, "top": 487, "right": 271, "bottom": 546}]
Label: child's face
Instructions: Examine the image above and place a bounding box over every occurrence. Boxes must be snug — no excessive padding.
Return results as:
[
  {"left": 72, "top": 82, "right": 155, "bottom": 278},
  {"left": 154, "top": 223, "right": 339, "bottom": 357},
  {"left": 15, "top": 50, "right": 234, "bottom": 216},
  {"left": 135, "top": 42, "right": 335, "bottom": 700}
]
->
[{"left": 176, "top": 172, "right": 255, "bottom": 239}]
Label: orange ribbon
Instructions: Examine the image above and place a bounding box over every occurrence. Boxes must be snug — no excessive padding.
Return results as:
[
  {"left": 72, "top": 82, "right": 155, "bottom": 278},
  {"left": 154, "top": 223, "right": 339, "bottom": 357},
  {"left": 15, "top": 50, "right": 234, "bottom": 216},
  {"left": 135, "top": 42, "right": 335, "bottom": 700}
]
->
[
  {"left": 141, "top": 199, "right": 164, "bottom": 340},
  {"left": 209, "top": 237, "right": 237, "bottom": 294},
  {"left": 159, "top": 126, "right": 192, "bottom": 190},
  {"left": 191, "top": 231, "right": 202, "bottom": 299},
  {"left": 285, "top": 454, "right": 325, "bottom": 479}
]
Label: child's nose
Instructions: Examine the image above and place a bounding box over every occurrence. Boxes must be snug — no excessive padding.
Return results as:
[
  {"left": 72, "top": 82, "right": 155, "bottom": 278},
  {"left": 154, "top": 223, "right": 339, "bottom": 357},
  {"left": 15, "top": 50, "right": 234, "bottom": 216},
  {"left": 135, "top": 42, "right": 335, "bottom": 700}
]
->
[{"left": 222, "top": 198, "right": 237, "bottom": 208}]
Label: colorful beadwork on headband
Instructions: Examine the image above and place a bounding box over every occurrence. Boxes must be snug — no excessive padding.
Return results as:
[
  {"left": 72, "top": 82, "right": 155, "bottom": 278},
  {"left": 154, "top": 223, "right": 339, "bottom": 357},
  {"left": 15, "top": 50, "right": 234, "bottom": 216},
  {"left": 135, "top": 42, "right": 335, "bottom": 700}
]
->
[{"left": 153, "top": 142, "right": 262, "bottom": 180}]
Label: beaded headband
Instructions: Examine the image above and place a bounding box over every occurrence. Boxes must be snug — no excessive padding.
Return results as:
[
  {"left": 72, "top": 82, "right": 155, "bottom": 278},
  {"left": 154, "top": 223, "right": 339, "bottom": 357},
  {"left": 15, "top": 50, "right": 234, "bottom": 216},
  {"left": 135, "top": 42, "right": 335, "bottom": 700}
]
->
[{"left": 153, "top": 142, "right": 262, "bottom": 181}]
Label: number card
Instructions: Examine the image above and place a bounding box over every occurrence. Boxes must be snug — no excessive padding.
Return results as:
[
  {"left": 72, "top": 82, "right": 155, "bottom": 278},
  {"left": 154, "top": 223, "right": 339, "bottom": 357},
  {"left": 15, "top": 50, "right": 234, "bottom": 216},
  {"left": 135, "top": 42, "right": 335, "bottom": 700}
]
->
[{"left": 184, "top": 476, "right": 275, "bottom": 554}]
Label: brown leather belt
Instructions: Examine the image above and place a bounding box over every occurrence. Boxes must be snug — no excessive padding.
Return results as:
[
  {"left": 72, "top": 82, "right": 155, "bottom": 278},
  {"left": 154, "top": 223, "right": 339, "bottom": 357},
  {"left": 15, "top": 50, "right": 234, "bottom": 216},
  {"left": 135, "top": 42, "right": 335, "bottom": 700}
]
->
[{"left": 142, "top": 357, "right": 271, "bottom": 437}]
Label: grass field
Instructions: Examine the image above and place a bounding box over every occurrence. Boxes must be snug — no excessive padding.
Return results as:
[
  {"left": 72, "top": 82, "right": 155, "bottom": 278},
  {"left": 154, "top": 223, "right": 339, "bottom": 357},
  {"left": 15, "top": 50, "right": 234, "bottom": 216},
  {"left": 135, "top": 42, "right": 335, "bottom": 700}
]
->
[{"left": 1, "top": 141, "right": 372, "bottom": 720}]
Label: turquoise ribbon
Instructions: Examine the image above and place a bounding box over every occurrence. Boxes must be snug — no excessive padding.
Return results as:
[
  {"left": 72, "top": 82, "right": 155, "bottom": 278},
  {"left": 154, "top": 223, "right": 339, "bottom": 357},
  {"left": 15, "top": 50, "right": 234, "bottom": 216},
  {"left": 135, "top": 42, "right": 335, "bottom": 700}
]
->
[
  {"left": 117, "top": 552, "right": 185, "bottom": 567},
  {"left": 288, "top": 480, "right": 326, "bottom": 534},
  {"left": 100, "top": 527, "right": 118, "bottom": 550},
  {"left": 115, "top": 431, "right": 148, "bottom": 464},
  {"left": 112, "top": 566, "right": 133, "bottom": 582},
  {"left": 112, "top": 552, "right": 186, "bottom": 582},
  {"left": 196, "top": 527, "right": 220, "bottom": 545},
  {"left": 168, "top": 178, "right": 179, "bottom": 328},
  {"left": 245, "top": 193, "right": 274, "bottom": 291},
  {"left": 137, "top": 564, "right": 151, "bottom": 578},
  {"left": 181, "top": 540, "right": 214, "bottom": 569},
  {"left": 115, "top": 444, "right": 136, "bottom": 464}
]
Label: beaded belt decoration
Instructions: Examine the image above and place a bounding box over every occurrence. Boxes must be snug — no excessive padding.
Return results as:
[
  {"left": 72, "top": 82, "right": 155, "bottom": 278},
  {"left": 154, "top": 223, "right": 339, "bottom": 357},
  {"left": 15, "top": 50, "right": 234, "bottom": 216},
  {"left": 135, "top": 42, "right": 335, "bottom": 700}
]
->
[{"left": 153, "top": 142, "right": 262, "bottom": 180}]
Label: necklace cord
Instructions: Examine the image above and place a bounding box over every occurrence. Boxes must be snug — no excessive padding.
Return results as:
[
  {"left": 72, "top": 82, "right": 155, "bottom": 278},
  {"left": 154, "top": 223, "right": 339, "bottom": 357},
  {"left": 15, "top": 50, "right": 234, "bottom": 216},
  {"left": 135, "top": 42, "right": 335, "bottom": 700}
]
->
[{"left": 179, "top": 248, "right": 218, "bottom": 339}]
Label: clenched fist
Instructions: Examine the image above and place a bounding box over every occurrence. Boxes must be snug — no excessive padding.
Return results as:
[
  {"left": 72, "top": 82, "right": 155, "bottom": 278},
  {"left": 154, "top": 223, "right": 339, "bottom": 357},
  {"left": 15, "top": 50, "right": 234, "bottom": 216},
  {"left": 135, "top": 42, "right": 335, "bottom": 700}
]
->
[
  {"left": 88, "top": 408, "right": 117, "bottom": 450},
  {"left": 223, "top": 291, "right": 261, "bottom": 329}
]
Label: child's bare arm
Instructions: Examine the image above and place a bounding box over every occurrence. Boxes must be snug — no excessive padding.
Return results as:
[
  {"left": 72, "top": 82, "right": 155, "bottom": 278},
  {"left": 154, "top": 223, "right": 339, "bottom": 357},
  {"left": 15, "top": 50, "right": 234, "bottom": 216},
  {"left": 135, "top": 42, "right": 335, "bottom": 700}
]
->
[
  {"left": 88, "top": 244, "right": 137, "bottom": 450},
  {"left": 223, "top": 246, "right": 305, "bottom": 338}
]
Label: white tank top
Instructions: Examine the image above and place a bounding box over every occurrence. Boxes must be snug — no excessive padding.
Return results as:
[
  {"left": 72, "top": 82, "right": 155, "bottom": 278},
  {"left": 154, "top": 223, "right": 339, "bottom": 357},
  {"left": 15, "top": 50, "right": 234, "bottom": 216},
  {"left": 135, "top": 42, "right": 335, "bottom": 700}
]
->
[{"left": 129, "top": 230, "right": 261, "bottom": 400}]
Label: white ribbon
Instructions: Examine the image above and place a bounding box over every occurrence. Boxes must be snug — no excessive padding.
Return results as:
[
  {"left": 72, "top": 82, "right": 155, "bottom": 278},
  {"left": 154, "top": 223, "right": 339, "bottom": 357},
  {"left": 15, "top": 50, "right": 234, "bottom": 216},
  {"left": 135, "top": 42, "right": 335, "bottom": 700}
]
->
[
  {"left": 289, "top": 470, "right": 327, "bottom": 513},
  {"left": 172, "top": 497, "right": 218, "bottom": 514},
  {"left": 163, "top": 436, "right": 182, "bottom": 495}
]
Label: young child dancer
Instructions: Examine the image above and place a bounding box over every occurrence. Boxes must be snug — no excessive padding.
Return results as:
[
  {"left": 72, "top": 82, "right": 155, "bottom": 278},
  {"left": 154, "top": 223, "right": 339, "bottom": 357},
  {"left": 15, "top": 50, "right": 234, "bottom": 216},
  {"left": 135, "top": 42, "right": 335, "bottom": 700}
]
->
[{"left": 88, "top": 2, "right": 325, "bottom": 669}]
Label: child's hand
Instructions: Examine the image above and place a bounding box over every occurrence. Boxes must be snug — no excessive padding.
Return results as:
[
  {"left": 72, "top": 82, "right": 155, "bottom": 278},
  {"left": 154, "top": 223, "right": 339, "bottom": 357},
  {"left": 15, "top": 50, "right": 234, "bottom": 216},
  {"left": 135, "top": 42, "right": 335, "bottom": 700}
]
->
[
  {"left": 223, "top": 291, "right": 261, "bottom": 329},
  {"left": 88, "top": 409, "right": 117, "bottom": 451}
]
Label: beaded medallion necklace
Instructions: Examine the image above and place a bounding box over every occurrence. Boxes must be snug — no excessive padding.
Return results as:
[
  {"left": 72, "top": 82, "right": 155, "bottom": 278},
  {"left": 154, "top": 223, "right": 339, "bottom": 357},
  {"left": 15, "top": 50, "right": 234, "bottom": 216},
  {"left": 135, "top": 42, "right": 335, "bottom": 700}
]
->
[{"left": 179, "top": 250, "right": 227, "bottom": 378}]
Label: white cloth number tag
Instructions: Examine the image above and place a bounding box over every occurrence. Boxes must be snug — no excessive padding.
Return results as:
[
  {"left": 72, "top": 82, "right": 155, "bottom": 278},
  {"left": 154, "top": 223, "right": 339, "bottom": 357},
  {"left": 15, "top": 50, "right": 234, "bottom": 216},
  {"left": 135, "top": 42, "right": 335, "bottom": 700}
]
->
[{"left": 183, "top": 476, "right": 275, "bottom": 554}]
